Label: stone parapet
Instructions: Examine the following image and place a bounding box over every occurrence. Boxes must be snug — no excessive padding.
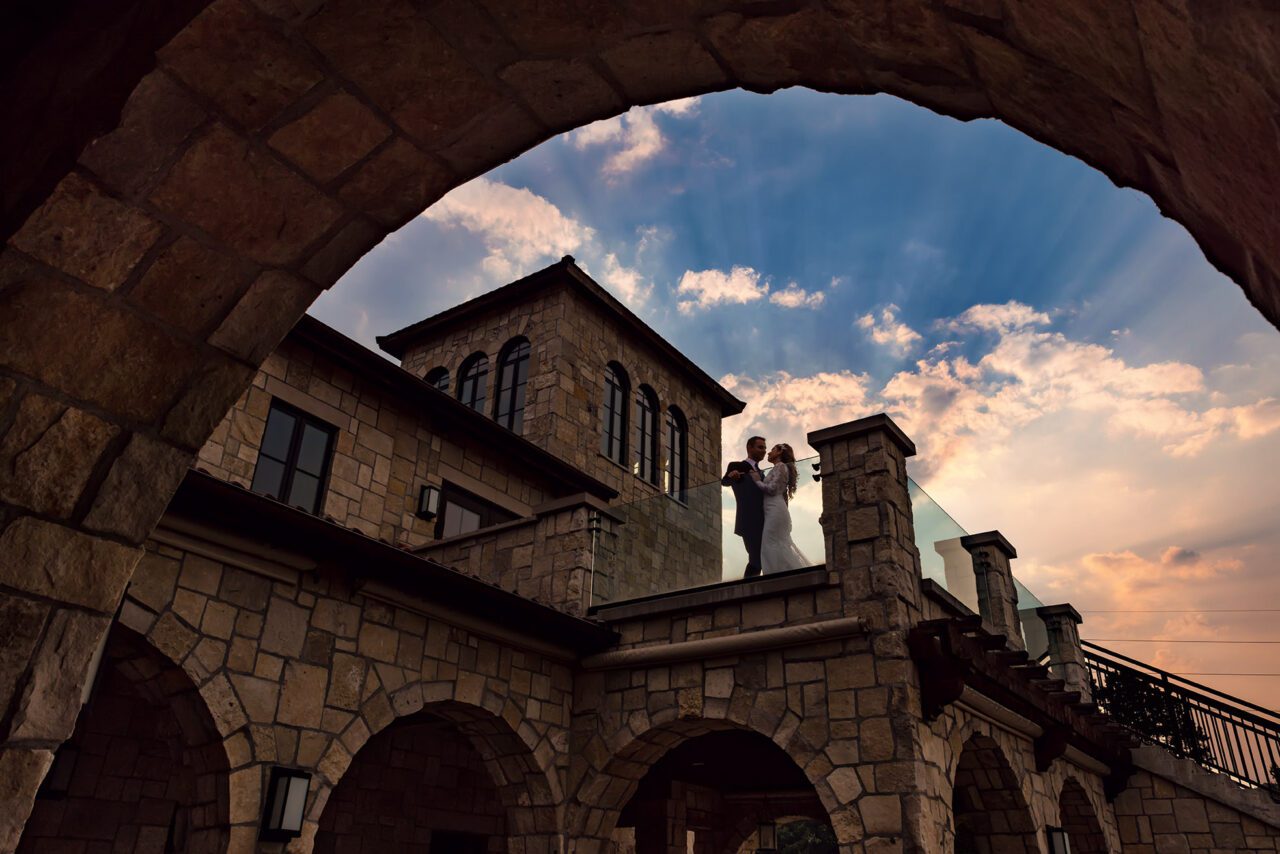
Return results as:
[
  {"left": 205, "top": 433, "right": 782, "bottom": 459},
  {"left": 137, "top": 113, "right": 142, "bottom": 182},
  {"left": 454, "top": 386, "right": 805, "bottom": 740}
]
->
[
  {"left": 961, "top": 530, "right": 1025, "bottom": 652},
  {"left": 1038, "top": 603, "right": 1091, "bottom": 701}
]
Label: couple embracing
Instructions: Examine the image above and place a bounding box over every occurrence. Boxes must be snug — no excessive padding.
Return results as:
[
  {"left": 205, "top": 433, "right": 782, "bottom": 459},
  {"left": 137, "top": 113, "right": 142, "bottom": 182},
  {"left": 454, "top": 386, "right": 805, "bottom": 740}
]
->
[{"left": 722, "top": 435, "right": 812, "bottom": 578}]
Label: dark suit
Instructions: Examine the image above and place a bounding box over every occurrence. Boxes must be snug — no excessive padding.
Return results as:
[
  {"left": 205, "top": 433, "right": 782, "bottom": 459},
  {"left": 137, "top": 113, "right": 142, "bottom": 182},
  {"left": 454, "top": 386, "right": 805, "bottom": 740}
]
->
[{"left": 723, "top": 459, "right": 765, "bottom": 578}]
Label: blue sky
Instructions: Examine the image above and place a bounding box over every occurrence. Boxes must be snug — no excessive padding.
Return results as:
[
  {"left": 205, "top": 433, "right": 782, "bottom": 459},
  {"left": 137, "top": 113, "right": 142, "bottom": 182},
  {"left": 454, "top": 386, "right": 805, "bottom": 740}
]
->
[{"left": 312, "top": 89, "right": 1280, "bottom": 705}]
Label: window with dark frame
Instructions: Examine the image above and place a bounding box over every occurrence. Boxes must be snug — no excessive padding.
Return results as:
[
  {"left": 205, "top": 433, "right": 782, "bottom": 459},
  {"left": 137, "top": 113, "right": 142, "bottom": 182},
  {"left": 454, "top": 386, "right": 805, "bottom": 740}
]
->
[
  {"left": 250, "top": 400, "right": 336, "bottom": 515},
  {"left": 633, "top": 385, "right": 659, "bottom": 485},
  {"left": 457, "top": 353, "right": 489, "bottom": 412},
  {"left": 434, "top": 482, "right": 519, "bottom": 540},
  {"left": 493, "top": 337, "right": 531, "bottom": 433},
  {"left": 600, "top": 362, "right": 629, "bottom": 465},
  {"left": 424, "top": 366, "right": 450, "bottom": 392},
  {"left": 665, "top": 407, "right": 688, "bottom": 502}
]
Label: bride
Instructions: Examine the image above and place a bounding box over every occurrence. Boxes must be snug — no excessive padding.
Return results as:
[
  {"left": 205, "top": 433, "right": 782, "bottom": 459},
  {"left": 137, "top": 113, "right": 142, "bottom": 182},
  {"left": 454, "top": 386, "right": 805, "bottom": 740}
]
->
[{"left": 749, "top": 443, "right": 812, "bottom": 574}]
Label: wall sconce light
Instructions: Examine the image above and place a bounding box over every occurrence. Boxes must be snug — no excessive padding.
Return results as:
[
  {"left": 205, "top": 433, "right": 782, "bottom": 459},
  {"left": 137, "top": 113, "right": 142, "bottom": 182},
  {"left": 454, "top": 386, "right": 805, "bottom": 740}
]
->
[
  {"left": 260, "top": 766, "right": 311, "bottom": 842},
  {"left": 756, "top": 819, "right": 778, "bottom": 854},
  {"left": 417, "top": 484, "right": 440, "bottom": 519},
  {"left": 1046, "top": 826, "right": 1071, "bottom": 854}
]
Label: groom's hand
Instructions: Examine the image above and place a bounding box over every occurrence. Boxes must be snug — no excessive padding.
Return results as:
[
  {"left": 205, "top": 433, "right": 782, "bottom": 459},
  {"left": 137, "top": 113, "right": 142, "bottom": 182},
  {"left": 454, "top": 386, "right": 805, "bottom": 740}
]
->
[{"left": 727, "top": 470, "right": 743, "bottom": 481}]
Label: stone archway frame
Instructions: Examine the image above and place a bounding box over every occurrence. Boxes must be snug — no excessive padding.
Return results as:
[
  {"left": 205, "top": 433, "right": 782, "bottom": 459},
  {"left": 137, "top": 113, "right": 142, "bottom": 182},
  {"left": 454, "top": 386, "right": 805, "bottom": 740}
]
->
[
  {"left": 1058, "top": 775, "right": 1111, "bottom": 854},
  {"left": 951, "top": 732, "right": 1042, "bottom": 854},
  {"left": 4, "top": 0, "right": 1280, "bottom": 840},
  {"left": 568, "top": 716, "right": 850, "bottom": 848},
  {"left": 302, "top": 694, "right": 564, "bottom": 852}
]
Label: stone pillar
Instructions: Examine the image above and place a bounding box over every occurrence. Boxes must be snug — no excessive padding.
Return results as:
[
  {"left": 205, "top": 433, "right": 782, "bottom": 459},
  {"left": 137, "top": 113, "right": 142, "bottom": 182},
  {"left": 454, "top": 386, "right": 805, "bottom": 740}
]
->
[
  {"left": 807, "top": 414, "right": 930, "bottom": 851},
  {"left": 1038, "top": 604, "right": 1091, "bottom": 701},
  {"left": 960, "top": 531, "right": 1024, "bottom": 652},
  {"left": 807, "top": 413, "right": 921, "bottom": 630},
  {"left": 634, "top": 783, "right": 689, "bottom": 854}
]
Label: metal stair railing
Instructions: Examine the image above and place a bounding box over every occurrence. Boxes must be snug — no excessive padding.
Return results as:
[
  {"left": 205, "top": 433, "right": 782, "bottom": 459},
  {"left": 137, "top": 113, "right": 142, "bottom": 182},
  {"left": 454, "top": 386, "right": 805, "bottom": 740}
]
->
[{"left": 1083, "top": 640, "right": 1280, "bottom": 799}]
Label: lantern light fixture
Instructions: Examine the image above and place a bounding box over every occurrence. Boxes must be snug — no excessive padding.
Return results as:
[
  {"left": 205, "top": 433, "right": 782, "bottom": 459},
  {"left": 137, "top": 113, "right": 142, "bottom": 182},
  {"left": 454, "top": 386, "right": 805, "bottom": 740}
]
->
[
  {"left": 260, "top": 766, "right": 311, "bottom": 842},
  {"left": 417, "top": 484, "right": 441, "bottom": 519},
  {"left": 1046, "top": 826, "right": 1072, "bottom": 854}
]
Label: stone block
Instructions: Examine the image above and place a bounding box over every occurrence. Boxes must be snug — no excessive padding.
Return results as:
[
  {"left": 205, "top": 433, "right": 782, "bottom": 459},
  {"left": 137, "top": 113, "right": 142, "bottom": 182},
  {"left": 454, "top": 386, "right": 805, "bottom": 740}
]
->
[
  {"left": 10, "top": 173, "right": 163, "bottom": 292},
  {"left": 312, "top": 599, "right": 362, "bottom": 638},
  {"left": 83, "top": 435, "right": 191, "bottom": 541},
  {"left": 150, "top": 125, "right": 343, "bottom": 266},
  {"left": 0, "top": 394, "right": 118, "bottom": 518},
  {"left": 278, "top": 661, "right": 328, "bottom": 728},
  {"left": 201, "top": 673, "right": 249, "bottom": 736},
  {"left": 358, "top": 622, "right": 399, "bottom": 663},
  {"left": 338, "top": 137, "right": 453, "bottom": 228},
  {"left": 231, "top": 674, "right": 281, "bottom": 722},
  {"left": 6, "top": 609, "right": 109, "bottom": 741},
  {"left": 210, "top": 271, "right": 323, "bottom": 365},
  {"left": 860, "top": 794, "right": 903, "bottom": 835},
  {"left": 269, "top": 91, "right": 391, "bottom": 183},
  {"left": 261, "top": 596, "right": 309, "bottom": 657},
  {"left": 326, "top": 653, "right": 367, "bottom": 711},
  {"left": 0, "top": 518, "right": 141, "bottom": 614},
  {"left": 827, "top": 766, "right": 864, "bottom": 803},
  {"left": 0, "top": 748, "right": 55, "bottom": 852}
]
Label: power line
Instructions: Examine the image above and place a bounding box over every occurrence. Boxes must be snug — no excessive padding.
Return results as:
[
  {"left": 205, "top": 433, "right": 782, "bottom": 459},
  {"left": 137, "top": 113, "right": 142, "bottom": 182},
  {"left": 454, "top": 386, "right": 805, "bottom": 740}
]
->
[
  {"left": 1086, "top": 638, "right": 1280, "bottom": 644},
  {"left": 1080, "top": 609, "right": 1280, "bottom": 613},
  {"left": 1170, "top": 673, "right": 1280, "bottom": 677}
]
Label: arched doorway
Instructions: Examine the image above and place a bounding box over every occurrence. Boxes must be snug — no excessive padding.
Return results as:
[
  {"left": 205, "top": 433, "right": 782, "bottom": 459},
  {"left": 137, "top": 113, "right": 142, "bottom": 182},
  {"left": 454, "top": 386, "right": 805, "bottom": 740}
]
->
[
  {"left": 584, "top": 725, "right": 838, "bottom": 853},
  {"left": 16, "top": 624, "right": 230, "bottom": 854},
  {"left": 313, "top": 701, "right": 558, "bottom": 853},
  {"left": 951, "top": 734, "right": 1039, "bottom": 854},
  {"left": 1059, "top": 777, "right": 1109, "bottom": 854}
]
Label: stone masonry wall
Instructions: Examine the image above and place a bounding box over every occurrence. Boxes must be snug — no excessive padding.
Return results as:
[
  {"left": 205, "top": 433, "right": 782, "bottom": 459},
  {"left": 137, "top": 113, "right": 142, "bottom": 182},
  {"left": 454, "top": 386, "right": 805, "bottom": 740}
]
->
[
  {"left": 110, "top": 533, "right": 574, "bottom": 850},
  {"left": 1114, "top": 766, "right": 1280, "bottom": 853},
  {"left": 398, "top": 275, "right": 727, "bottom": 595},
  {"left": 196, "top": 333, "right": 555, "bottom": 547}
]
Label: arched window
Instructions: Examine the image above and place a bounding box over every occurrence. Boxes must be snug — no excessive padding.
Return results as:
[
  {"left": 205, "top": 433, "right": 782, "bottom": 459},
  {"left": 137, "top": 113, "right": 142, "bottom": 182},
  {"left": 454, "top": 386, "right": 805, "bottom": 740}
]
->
[
  {"left": 456, "top": 353, "right": 488, "bottom": 413},
  {"left": 600, "top": 363, "right": 629, "bottom": 465},
  {"left": 633, "top": 385, "right": 659, "bottom": 484},
  {"left": 424, "top": 366, "right": 450, "bottom": 392},
  {"left": 665, "top": 406, "right": 687, "bottom": 502},
  {"left": 493, "top": 337, "right": 531, "bottom": 433}
]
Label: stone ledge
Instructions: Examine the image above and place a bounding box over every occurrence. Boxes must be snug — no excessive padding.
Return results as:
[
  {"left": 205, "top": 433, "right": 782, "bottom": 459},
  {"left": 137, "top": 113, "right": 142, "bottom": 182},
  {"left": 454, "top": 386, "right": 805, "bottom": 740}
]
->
[
  {"left": 1131, "top": 744, "right": 1280, "bottom": 828},
  {"left": 806, "top": 413, "right": 916, "bottom": 458},
  {"left": 589, "top": 565, "right": 830, "bottom": 622},
  {"left": 960, "top": 530, "right": 1017, "bottom": 559}
]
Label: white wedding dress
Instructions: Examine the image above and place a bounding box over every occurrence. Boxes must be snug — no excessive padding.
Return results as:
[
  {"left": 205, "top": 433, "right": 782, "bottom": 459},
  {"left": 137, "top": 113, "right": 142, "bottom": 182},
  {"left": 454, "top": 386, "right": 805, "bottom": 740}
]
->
[{"left": 754, "top": 464, "right": 812, "bottom": 574}]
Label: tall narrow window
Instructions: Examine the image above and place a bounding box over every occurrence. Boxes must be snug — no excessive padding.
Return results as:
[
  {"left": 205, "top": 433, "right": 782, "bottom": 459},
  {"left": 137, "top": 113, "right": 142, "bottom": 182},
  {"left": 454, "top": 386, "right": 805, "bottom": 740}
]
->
[
  {"left": 633, "top": 385, "right": 659, "bottom": 484},
  {"left": 493, "top": 337, "right": 531, "bottom": 433},
  {"left": 424, "top": 366, "right": 450, "bottom": 392},
  {"left": 600, "top": 362, "right": 629, "bottom": 465},
  {"left": 456, "top": 353, "right": 488, "bottom": 413},
  {"left": 665, "top": 406, "right": 688, "bottom": 502},
  {"left": 250, "top": 400, "right": 336, "bottom": 514}
]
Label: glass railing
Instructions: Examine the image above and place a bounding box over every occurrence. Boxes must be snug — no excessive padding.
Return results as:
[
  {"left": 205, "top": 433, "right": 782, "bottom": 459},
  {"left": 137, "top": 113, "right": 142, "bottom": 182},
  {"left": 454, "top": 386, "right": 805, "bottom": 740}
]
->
[
  {"left": 589, "top": 455, "right": 824, "bottom": 607},
  {"left": 588, "top": 456, "right": 1053, "bottom": 657}
]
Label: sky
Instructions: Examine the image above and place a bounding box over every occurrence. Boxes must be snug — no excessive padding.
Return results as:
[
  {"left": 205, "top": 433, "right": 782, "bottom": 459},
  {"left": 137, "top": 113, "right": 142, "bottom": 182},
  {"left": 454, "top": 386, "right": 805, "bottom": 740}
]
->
[{"left": 311, "top": 89, "right": 1280, "bottom": 709}]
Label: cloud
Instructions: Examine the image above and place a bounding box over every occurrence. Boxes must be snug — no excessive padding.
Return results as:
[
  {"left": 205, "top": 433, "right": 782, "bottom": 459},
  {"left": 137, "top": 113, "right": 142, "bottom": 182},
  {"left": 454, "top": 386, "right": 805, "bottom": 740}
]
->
[
  {"left": 769, "top": 283, "right": 826, "bottom": 309},
  {"left": 569, "top": 97, "right": 701, "bottom": 178},
  {"left": 422, "top": 177, "right": 591, "bottom": 281},
  {"left": 856, "top": 304, "right": 922, "bottom": 355},
  {"left": 422, "top": 177, "right": 653, "bottom": 308},
  {"left": 719, "top": 370, "right": 875, "bottom": 458},
  {"left": 948, "top": 301, "right": 1052, "bottom": 333},
  {"left": 677, "top": 266, "right": 770, "bottom": 313}
]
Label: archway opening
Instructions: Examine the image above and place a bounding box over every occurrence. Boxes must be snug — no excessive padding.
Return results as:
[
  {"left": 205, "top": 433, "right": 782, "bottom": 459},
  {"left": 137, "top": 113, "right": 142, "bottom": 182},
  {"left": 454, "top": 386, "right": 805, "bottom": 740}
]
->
[
  {"left": 951, "top": 735, "right": 1039, "bottom": 854},
  {"left": 1058, "top": 777, "right": 1108, "bottom": 854},
  {"left": 17, "top": 624, "right": 229, "bottom": 854},
  {"left": 314, "top": 702, "right": 557, "bottom": 853},
  {"left": 611, "top": 729, "right": 834, "bottom": 854}
]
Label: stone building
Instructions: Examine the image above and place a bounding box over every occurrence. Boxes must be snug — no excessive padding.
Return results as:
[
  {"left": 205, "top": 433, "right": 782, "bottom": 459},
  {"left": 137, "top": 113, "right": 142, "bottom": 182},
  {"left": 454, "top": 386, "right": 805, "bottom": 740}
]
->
[{"left": 8, "top": 262, "right": 1280, "bottom": 853}]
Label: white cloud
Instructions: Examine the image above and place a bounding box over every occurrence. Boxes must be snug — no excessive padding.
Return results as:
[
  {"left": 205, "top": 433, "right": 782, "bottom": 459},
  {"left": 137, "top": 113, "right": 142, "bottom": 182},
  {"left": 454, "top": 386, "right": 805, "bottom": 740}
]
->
[
  {"left": 569, "top": 98, "right": 701, "bottom": 178},
  {"left": 948, "top": 301, "right": 1051, "bottom": 333},
  {"left": 422, "top": 177, "right": 653, "bottom": 308},
  {"left": 769, "top": 283, "right": 826, "bottom": 309},
  {"left": 856, "top": 304, "right": 922, "bottom": 355},
  {"left": 422, "top": 177, "right": 591, "bottom": 281},
  {"left": 676, "top": 266, "right": 769, "bottom": 313},
  {"left": 720, "top": 370, "right": 875, "bottom": 459}
]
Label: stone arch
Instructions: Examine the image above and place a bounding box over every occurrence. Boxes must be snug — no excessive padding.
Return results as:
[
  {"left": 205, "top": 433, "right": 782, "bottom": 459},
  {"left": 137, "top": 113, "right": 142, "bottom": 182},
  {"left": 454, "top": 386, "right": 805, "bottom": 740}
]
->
[
  {"left": 18, "top": 623, "right": 231, "bottom": 854},
  {"left": 5, "top": 0, "right": 1280, "bottom": 839},
  {"left": 951, "top": 733, "right": 1040, "bottom": 854},
  {"left": 309, "top": 696, "right": 562, "bottom": 851},
  {"left": 569, "top": 716, "right": 850, "bottom": 848},
  {"left": 1058, "top": 776, "right": 1110, "bottom": 854}
]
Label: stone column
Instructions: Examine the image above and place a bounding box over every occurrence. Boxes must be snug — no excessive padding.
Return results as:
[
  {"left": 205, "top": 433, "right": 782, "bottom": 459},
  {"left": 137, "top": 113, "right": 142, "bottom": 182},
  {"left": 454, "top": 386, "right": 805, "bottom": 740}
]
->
[
  {"left": 960, "top": 531, "right": 1024, "bottom": 652},
  {"left": 1038, "top": 604, "right": 1091, "bottom": 701},
  {"left": 807, "top": 413, "right": 921, "bottom": 630},
  {"left": 807, "top": 414, "right": 930, "bottom": 851}
]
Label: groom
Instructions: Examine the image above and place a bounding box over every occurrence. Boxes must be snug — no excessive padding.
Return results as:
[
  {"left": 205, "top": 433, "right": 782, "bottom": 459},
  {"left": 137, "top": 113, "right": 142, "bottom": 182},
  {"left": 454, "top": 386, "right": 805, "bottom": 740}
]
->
[{"left": 722, "top": 436, "right": 767, "bottom": 578}]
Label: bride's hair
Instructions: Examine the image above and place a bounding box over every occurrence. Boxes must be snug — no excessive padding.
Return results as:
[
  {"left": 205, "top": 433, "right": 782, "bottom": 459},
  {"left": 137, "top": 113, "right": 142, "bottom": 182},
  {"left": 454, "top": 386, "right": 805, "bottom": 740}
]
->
[{"left": 777, "top": 444, "right": 798, "bottom": 501}]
